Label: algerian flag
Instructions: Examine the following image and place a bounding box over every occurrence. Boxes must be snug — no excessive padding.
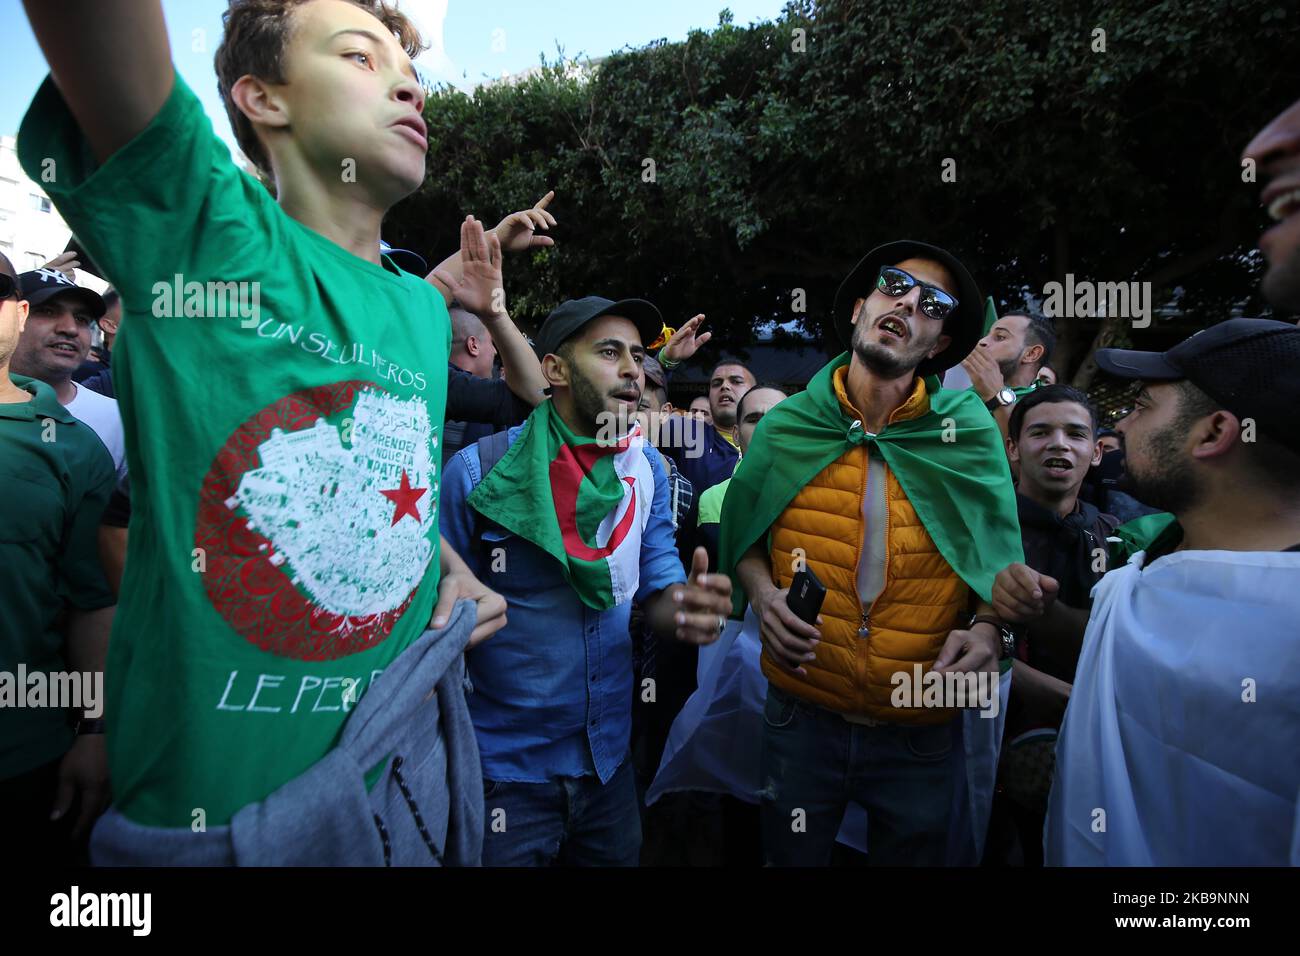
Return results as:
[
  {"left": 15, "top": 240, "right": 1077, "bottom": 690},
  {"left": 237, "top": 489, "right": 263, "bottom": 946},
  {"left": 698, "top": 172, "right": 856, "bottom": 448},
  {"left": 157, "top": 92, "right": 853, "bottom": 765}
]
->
[{"left": 468, "top": 400, "right": 653, "bottom": 610}]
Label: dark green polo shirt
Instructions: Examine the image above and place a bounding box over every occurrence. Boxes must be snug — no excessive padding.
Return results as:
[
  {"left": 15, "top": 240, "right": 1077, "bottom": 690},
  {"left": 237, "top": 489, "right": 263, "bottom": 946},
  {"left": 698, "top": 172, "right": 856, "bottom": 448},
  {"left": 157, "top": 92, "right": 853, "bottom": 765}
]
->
[{"left": 0, "top": 374, "right": 114, "bottom": 779}]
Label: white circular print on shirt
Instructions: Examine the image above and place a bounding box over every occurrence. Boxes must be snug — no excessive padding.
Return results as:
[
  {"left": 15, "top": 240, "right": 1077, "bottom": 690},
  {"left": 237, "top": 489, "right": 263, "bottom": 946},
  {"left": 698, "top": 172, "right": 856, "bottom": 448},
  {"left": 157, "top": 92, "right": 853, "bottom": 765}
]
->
[{"left": 194, "top": 380, "right": 437, "bottom": 660}]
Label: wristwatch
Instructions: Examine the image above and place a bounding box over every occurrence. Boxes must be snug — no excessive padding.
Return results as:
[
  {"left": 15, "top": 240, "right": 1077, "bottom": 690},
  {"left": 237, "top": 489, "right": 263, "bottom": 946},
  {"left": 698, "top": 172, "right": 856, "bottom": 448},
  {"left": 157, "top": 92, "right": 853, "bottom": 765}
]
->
[
  {"left": 969, "top": 613, "right": 1016, "bottom": 660},
  {"left": 984, "top": 387, "right": 1016, "bottom": 412},
  {"left": 74, "top": 717, "right": 105, "bottom": 735}
]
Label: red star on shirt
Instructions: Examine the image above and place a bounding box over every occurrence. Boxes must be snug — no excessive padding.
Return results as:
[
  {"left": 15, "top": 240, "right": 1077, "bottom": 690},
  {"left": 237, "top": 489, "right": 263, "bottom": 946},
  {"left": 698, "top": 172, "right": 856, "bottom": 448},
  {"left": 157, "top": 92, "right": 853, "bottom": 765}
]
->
[{"left": 379, "top": 469, "right": 427, "bottom": 526}]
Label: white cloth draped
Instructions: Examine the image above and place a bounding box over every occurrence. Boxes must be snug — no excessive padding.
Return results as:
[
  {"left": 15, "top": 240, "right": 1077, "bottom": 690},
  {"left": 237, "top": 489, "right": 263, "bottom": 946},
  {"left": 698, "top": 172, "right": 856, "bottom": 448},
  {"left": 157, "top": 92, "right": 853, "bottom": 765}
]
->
[{"left": 1045, "top": 547, "right": 1300, "bottom": 866}]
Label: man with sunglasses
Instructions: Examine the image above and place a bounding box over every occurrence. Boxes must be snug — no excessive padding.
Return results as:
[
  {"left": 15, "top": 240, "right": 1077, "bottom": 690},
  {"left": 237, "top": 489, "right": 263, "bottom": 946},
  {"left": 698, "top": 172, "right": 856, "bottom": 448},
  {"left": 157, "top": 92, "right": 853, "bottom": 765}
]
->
[
  {"left": 0, "top": 252, "right": 117, "bottom": 861},
  {"left": 721, "top": 242, "right": 1024, "bottom": 865},
  {"left": 9, "top": 270, "right": 126, "bottom": 485}
]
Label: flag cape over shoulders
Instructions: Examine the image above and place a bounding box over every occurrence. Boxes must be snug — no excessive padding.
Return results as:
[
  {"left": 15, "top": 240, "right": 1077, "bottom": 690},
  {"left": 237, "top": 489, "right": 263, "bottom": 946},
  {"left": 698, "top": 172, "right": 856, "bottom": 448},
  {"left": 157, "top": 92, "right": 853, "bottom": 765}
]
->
[
  {"left": 468, "top": 400, "right": 652, "bottom": 610},
  {"left": 718, "top": 352, "right": 1023, "bottom": 615}
]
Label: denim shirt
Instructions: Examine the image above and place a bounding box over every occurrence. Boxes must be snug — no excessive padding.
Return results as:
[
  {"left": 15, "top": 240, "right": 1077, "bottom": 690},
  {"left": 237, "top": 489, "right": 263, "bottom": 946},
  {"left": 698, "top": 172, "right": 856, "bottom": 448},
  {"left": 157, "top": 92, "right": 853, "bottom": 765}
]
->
[{"left": 439, "top": 425, "right": 687, "bottom": 784}]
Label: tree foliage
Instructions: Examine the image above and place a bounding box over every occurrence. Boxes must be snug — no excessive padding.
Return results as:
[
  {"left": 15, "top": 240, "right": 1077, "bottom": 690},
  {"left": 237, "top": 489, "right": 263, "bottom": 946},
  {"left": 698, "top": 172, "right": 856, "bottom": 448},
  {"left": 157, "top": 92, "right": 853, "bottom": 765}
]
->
[{"left": 388, "top": 0, "right": 1300, "bottom": 383}]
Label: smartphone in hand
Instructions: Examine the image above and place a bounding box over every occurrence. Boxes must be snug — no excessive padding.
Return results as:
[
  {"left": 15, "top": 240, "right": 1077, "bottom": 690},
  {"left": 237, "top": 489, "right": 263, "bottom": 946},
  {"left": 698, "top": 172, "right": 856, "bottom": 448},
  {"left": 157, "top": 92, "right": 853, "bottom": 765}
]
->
[{"left": 785, "top": 566, "right": 826, "bottom": 626}]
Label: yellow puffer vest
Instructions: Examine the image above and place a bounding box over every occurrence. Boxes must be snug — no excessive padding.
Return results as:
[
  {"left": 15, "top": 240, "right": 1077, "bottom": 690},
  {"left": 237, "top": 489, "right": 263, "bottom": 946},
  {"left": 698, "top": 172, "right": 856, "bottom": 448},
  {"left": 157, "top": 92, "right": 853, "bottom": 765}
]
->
[{"left": 762, "top": 368, "right": 969, "bottom": 724}]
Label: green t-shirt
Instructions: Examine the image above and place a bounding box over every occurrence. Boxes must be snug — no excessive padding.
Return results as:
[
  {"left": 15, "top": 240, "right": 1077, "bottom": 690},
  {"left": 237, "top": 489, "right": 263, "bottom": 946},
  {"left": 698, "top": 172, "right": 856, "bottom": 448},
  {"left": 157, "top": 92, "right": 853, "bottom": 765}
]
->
[
  {"left": 696, "top": 476, "right": 732, "bottom": 527},
  {"left": 0, "top": 376, "right": 115, "bottom": 779},
  {"left": 19, "top": 73, "right": 452, "bottom": 826}
]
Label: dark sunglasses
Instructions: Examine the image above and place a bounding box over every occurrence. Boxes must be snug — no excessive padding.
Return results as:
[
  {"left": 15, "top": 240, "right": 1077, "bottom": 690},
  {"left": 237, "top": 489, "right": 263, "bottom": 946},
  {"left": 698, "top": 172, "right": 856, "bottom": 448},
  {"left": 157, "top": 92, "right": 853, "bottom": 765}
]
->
[
  {"left": 875, "top": 266, "right": 958, "bottom": 321},
  {"left": 0, "top": 273, "right": 18, "bottom": 300}
]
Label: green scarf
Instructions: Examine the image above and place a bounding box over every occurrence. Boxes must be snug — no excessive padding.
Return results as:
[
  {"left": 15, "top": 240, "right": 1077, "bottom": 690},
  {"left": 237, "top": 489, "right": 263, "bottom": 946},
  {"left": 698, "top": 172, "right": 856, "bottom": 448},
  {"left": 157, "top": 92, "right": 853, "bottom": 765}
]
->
[
  {"left": 719, "top": 353, "right": 1024, "bottom": 615},
  {"left": 1108, "top": 511, "right": 1177, "bottom": 567},
  {"left": 468, "top": 400, "right": 648, "bottom": 610}
]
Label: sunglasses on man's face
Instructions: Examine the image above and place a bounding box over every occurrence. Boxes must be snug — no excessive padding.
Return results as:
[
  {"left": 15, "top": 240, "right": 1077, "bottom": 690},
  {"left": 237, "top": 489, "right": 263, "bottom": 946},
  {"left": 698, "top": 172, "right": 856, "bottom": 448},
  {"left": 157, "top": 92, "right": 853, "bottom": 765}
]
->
[
  {"left": 0, "top": 274, "right": 18, "bottom": 301},
  {"left": 875, "top": 266, "right": 959, "bottom": 321}
]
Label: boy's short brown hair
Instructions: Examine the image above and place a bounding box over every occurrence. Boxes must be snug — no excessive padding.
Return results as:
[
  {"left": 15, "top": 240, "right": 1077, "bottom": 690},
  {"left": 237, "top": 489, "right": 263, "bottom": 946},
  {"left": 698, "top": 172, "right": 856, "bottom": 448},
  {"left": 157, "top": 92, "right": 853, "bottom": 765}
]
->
[{"left": 215, "top": 0, "right": 424, "bottom": 175}]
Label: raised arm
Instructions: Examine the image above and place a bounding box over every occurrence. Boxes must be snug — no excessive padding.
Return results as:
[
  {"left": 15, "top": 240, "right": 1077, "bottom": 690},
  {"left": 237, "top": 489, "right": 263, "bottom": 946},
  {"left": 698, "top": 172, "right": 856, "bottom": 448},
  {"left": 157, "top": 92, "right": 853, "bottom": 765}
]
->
[
  {"left": 426, "top": 191, "right": 557, "bottom": 305},
  {"left": 434, "top": 216, "right": 548, "bottom": 407},
  {"left": 23, "top": 0, "right": 174, "bottom": 163}
]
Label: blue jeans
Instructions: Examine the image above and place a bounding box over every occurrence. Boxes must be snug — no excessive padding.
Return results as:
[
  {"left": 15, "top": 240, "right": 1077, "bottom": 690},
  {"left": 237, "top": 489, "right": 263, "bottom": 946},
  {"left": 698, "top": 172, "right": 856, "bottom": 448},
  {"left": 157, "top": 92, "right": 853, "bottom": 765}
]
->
[
  {"left": 480, "top": 758, "right": 641, "bottom": 866},
  {"left": 759, "top": 685, "right": 956, "bottom": 866}
]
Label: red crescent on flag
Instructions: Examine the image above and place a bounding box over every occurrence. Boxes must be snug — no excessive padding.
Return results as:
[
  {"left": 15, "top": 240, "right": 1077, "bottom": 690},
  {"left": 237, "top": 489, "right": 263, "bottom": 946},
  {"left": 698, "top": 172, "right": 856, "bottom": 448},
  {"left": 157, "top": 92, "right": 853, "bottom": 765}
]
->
[{"left": 551, "top": 440, "right": 638, "bottom": 561}]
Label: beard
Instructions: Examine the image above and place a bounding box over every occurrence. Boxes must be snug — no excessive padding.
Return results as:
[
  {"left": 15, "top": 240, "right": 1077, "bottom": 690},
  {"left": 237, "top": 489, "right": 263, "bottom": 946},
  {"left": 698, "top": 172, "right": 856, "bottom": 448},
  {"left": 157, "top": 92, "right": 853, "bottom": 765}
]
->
[
  {"left": 569, "top": 364, "right": 637, "bottom": 435},
  {"left": 851, "top": 316, "right": 935, "bottom": 380},
  {"left": 1115, "top": 419, "right": 1201, "bottom": 515}
]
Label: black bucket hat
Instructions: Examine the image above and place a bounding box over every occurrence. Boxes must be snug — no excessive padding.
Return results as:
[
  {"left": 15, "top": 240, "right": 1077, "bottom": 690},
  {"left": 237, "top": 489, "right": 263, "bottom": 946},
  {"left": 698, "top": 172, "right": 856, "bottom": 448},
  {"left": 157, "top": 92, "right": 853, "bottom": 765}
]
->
[{"left": 832, "top": 240, "right": 983, "bottom": 378}]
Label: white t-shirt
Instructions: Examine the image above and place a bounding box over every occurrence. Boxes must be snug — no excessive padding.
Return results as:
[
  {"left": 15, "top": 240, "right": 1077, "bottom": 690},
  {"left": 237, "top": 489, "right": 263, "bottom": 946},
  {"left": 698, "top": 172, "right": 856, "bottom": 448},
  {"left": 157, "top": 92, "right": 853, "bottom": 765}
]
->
[{"left": 66, "top": 381, "right": 128, "bottom": 485}]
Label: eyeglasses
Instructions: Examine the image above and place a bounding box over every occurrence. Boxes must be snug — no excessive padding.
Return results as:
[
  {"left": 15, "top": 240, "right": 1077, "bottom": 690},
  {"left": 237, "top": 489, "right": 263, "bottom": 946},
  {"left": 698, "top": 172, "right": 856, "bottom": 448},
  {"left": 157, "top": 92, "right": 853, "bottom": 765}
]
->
[
  {"left": 875, "top": 266, "right": 959, "bottom": 321},
  {"left": 0, "top": 274, "right": 18, "bottom": 301}
]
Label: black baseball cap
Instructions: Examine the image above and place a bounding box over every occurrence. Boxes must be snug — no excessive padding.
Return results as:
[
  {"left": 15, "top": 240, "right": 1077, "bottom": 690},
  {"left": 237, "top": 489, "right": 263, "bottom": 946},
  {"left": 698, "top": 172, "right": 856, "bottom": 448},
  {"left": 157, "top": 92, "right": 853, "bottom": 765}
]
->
[
  {"left": 18, "top": 268, "right": 106, "bottom": 318},
  {"left": 832, "top": 240, "right": 984, "bottom": 378},
  {"left": 1096, "top": 318, "right": 1300, "bottom": 454},
  {"left": 535, "top": 296, "right": 664, "bottom": 358}
]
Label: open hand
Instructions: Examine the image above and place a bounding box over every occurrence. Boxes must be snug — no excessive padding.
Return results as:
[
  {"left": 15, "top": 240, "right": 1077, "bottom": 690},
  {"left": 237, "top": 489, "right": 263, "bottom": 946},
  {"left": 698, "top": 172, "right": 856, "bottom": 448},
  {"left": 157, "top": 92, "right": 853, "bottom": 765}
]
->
[
  {"left": 41, "top": 251, "right": 80, "bottom": 280},
  {"left": 660, "top": 314, "right": 710, "bottom": 365},
  {"left": 433, "top": 216, "right": 506, "bottom": 319}
]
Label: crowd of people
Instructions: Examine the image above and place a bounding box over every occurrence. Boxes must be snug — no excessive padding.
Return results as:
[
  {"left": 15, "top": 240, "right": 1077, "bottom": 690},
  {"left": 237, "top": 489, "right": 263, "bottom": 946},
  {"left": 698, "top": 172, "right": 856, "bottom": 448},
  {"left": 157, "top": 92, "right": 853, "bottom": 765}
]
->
[{"left": 1, "top": 0, "right": 1297, "bottom": 868}]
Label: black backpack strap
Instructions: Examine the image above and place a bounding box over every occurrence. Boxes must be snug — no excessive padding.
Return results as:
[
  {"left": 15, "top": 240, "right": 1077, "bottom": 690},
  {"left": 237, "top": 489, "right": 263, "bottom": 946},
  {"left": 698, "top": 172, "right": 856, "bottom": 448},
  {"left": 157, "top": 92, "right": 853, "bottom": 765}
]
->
[{"left": 474, "top": 429, "right": 512, "bottom": 480}]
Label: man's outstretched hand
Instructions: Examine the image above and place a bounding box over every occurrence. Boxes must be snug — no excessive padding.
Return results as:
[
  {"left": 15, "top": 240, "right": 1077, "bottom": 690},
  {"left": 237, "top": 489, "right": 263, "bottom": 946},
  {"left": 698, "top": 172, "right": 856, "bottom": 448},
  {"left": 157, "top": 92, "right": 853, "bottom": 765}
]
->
[{"left": 491, "top": 190, "right": 557, "bottom": 253}]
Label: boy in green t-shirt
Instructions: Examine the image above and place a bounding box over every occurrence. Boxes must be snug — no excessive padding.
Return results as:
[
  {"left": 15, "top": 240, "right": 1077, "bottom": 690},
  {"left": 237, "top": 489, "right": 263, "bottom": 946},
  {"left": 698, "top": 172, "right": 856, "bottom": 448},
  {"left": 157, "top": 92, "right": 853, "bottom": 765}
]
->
[{"left": 17, "top": 0, "right": 546, "bottom": 863}]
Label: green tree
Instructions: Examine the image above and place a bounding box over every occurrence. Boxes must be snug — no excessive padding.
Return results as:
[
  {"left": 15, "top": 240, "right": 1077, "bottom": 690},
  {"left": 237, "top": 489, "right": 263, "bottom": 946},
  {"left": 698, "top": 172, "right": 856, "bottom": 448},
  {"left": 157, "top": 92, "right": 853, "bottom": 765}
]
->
[{"left": 389, "top": 0, "right": 1300, "bottom": 394}]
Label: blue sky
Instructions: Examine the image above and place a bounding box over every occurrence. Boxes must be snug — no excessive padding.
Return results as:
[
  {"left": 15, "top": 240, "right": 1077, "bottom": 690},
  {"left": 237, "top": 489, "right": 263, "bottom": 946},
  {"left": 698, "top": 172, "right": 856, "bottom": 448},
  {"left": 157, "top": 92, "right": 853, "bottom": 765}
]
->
[{"left": 0, "top": 0, "right": 787, "bottom": 148}]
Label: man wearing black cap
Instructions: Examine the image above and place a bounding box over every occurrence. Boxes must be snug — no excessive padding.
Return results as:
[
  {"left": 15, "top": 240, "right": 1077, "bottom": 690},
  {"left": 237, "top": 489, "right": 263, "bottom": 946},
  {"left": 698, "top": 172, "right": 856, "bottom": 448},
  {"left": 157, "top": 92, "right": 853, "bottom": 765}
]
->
[
  {"left": 0, "top": 252, "right": 116, "bottom": 861},
  {"left": 438, "top": 296, "right": 734, "bottom": 866},
  {"left": 1024, "top": 319, "right": 1300, "bottom": 865},
  {"left": 720, "top": 242, "right": 1025, "bottom": 865},
  {"left": 10, "top": 270, "right": 126, "bottom": 485}
]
